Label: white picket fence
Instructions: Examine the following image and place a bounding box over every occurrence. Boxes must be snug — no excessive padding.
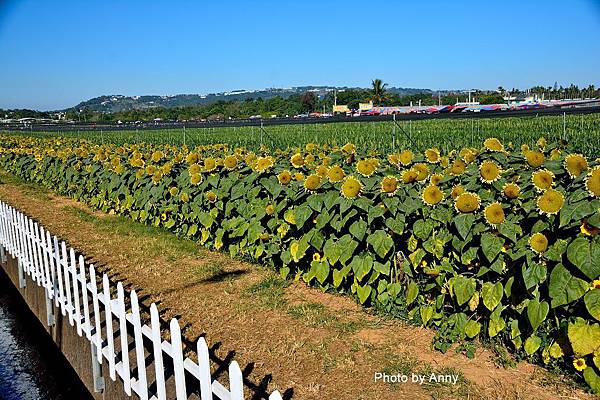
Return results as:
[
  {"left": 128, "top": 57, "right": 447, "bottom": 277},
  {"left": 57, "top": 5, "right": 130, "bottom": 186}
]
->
[{"left": 0, "top": 200, "right": 283, "bottom": 400}]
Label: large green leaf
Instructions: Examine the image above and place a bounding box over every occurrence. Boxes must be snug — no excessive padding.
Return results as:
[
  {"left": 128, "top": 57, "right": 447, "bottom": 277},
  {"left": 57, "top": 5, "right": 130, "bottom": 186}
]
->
[
  {"left": 527, "top": 299, "right": 549, "bottom": 331},
  {"left": 524, "top": 335, "right": 542, "bottom": 355},
  {"left": 349, "top": 219, "right": 368, "bottom": 241},
  {"left": 454, "top": 213, "right": 475, "bottom": 240},
  {"left": 314, "top": 261, "right": 330, "bottom": 284},
  {"left": 567, "top": 237, "right": 600, "bottom": 279},
  {"left": 568, "top": 317, "right": 600, "bottom": 356},
  {"left": 481, "top": 233, "right": 504, "bottom": 263},
  {"left": 356, "top": 284, "right": 372, "bottom": 304},
  {"left": 481, "top": 282, "right": 503, "bottom": 311},
  {"left": 414, "top": 219, "right": 434, "bottom": 240},
  {"left": 559, "top": 200, "right": 596, "bottom": 228},
  {"left": 549, "top": 264, "right": 588, "bottom": 308},
  {"left": 464, "top": 320, "right": 481, "bottom": 338},
  {"left": 367, "top": 230, "right": 394, "bottom": 258},
  {"left": 452, "top": 276, "right": 476, "bottom": 306},
  {"left": 406, "top": 281, "right": 419, "bottom": 305},
  {"left": 584, "top": 368, "right": 600, "bottom": 395},
  {"left": 350, "top": 255, "right": 373, "bottom": 281},
  {"left": 585, "top": 289, "right": 600, "bottom": 321}
]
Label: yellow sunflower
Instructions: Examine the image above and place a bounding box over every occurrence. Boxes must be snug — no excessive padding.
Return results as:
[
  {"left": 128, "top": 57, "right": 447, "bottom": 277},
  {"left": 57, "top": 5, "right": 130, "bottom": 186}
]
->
[
  {"left": 327, "top": 165, "right": 345, "bottom": 183},
  {"left": 455, "top": 192, "right": 481, "bottom": 213},
  {"left": 304, "top": 174, "right": 321, "bottom": 193},
  {"left": 532, "top": 169, "right": 555, "bottom": 192},
  {"left": 401, "top": 170, "right": 418, "bottom": 183},
  {"left": 412, "top": 163, "right": 430, "bottom": 181},
  {"left": 295, "top": 172, "right": 305, "bottom": 181},
  {"left": 189, "top": 163, "right": 201, "bottom": 175},
  {"left": 190, "top": 173, "right": 203, "bottom": 185},
  {"left": 265, "top": 204, "right": 275, "bottom": 215},
  {"left": 550, "top": 148, "right": 561, "bottom": 160},
  {"left": 581, "top": 220, "right": 600, "bottom": 237},
  {"left": 380, "top": 176, "right": 399, "bottom": 196},
  {"left": 169, "top": 186, "right": 179, "bottom": 196},
  {"left": 422, "top": 185, "right": 444, "bottom": 206},
  {"left": 223, "top": 155, "right": 238, "bottom": 170},
  {"left": 341, "top": 176, "right": 362, "bottom": 199},
  {"left": 564, "top": 154, "right": 588, "bottom": 178},
  {"left": 525, "top": 150, "right": 545, "bottom": 168},
  {"left": 290, "top": 153, "right": 304, "bottom": 168},
  {"left": 398, "top": 150, "right": 414, "bottom": 166},
  {"left": 537, "top": 137, "right": 547, "bottom": 149},
  {"left": 186, "top": 152, "right": 199, "bottom": 164},
  {"left": 537, "top": 189, "right": 565, "bottom": 215},
  {"left": 484, "top": 203, "right": 505, "bottom": 227},
  {"left": 205, "top": 191, "right": 217, "bottom": 203},
  {"left": 460, "top": 148, "right": 478, "bottom": 164},
  {"left": 151, "top": 150, "right": 164, "bottom": 163},
  {"left": 278, "top": 170, "right": 292, "bottom": 185},
  {"left": 254, "top": 156, "right": 274, "bottom": 173},
  {"left": 503, "top": 183, "right": 521, "bottom": 199},
  {"left": 356, "top": 159, "right": 377, "bottom": 177},
  {"left": 573, "top": 358, "right": 587, "bottom": 372},
  {"left": 529, "top": 232, "right": 548, "bottom": 253},
  {"left": 451, "top": 184, "right": 465, "bottom": 199},
  {"left": 341, "top": 143, "right": 357, "bottom": 155},
  {"left": 585, "top": 166, "right": 600, "bottom": 198},
  {"left": 430, "top": 173, "right": 443, "bottom": 186},
  {"left": 480, "top": 160, "right": 502, "bottom": 183},
  {"left": 450, "top": 159, "right": 467, "bottom": 175},
  {"left": 425, "top": 148, "right": 441, "bottom": 163},
  {"left": 388, "top": 153, "right": 400, "bottom": 166},
  {"left": 180, "top": 192, "right": 190, "bottom": 203},
  {"left": 315, "top": 164, "right": 329, "bottom": 177},
  {"left": 483, "top": 137, "right": 504, "bottom": 152},
  {"left": 204, "top": 157, "right": 217, "bottom": 172}
]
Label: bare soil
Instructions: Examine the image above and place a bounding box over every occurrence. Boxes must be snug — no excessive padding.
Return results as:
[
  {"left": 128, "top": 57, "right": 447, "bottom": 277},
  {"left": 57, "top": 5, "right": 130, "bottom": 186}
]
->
[{"left": 0, "top": 172, "right": 592, "bottom": 400}]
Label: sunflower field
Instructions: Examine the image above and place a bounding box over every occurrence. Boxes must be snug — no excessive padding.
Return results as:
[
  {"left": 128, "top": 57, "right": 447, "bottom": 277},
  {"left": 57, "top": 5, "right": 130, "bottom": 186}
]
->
[{"left": 1, "top": 134, "right": 600, "bottom": 392}]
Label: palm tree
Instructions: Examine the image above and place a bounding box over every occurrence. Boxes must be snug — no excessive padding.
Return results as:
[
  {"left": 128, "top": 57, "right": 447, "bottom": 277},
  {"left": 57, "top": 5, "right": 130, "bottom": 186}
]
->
[{"left": 371, "top": 79, "right": 388, "bottom": 106}]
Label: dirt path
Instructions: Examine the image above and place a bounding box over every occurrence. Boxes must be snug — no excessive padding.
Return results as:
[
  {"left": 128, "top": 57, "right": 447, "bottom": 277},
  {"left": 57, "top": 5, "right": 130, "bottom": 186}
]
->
[{"left": 0, "top": 172, "right": 592, "bottom": 400}]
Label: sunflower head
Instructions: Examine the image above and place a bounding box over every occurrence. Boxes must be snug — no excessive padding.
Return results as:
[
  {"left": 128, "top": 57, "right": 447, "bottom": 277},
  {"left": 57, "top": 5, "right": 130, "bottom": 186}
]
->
[
  {"left": 401, "top": 169, "right": 418, "bottom": 183},
  {"left": 503, "top": 183, "right": 521, "bottom": 199},
  {"left": 189, "top": 163, "right": 201, "bottom": 175},
  {"left": 455, "top": 192, "right": 481, "bottom": 213},
  {"left": 525, "top": 150, "right": 545, "bottom": 168},
  {"left": 223, "top": 155, "right": 238, "bottom": 170},
  {"left": 483, "top": 137, "right": 504, "bottom": 152},
  {"left": 315, "top": 164, "right": 329, "bottom": 177},
  {"left": 480, "top": 160, "right": 502, "bottom": 183},
  {"left": 451, "top": 184, "right": 465, "bottom": 199},
  {"left": 254, "top": 156, "right": 274, "bottom": 173},
  {"left": 265, "top": 204, "right": 275, "bottom": 215},
  {"left": 537, "top": 137, "right": 547, "bottom": 149},
  {"left": 304, "top": 174, "right": 321, "bottom": 192},
  {"left": 430, "top": 173, "right": 443, "bottom": 186},
  {"left": 356, "top": 159, "right": 377, "bottom": 177},
  {"left": 581, "top": 220, "right": 600, "bottom": 237},
  {"left": 341, "top": 176, "right": 362, "bottom": 199},
  {"left": 169, "top": 186, "right": 179, "bottom": 196},
  {"left": 206, "top": 190, "right": 217, "bottom": 203},
  {"left": 278, "top": 170, "right": 292, "bottom": 185},
  {"left": 537, "top": 189, "right": 565, "bottom": 215},
  {"left": 380, "top": 176, "right": 399, "bottom": 196},
  {"left": 180, "top": 192, "right": 190, "bottom": 203},
  {"left": 484, "top": 203, "right": 505, "bottom": 227},
  {"left": 190, "top": 173, "right": 203, "bottom": 185},
  {"left": 450, "top": 160, "right": 467, "bottom": 175},
  {"left": 295, "top": 172, "right": 305, "bottom": 182},
  {"left": 151, "top": 150, "right": 164, "bottom": 163},
  {"left": 290, "top": 153, "right": 304, "bottom": 168},
  {"left": 460, "top": 148, "right": 478, "bottom": 164},
  {"left": 592, "top": 280, "right": 600, "bottom": 290},
  {"left": 388, "top": 153, "right": 400, "bottom": 166},
  {"left": 585, "top": 166, "right": 600, "bottom": 198},
  {"left": 327, "top": 165, "right": 345, "bottom": 183},
  {"left": 422, "top": 185, "right": 444, "bottom": 206},
  {"left": 399, "top": 150, "right": 414, "bottom": 166},
  {"left": 412, "top": 163, "right": 430, "bottom": 181},
  {"left": 562, "top": 153, "right": 587, "bottom": 178},
  {"left": 529, "top": 232, "right": 549, "bottom": 253},
  {"left": 341, "top": 143, "right": 357, "bottom": 155},
  {"left": 425, "top": 148, "right": 441, "bottom": 163},
  {"left": 573, "top": 358, "right": 587, "bottom": 372},
  {"left": 532, "top": 169, "right": 555, "bottom": 192},
  {"left": 204, "top": 157, "right": 217, "bottom": 172},
  {"left": 186, "top": 152, "right": 199, "bottom": 165}
]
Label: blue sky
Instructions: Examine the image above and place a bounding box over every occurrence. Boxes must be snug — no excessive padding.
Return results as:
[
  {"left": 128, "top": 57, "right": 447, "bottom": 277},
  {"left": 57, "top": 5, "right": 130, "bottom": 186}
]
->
[{"left": 0, "top": 0, "right": 599, "bottom": 110}]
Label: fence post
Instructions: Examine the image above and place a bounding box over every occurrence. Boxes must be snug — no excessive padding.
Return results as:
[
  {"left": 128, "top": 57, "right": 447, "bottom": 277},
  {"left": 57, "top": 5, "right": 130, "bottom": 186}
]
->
[
  {"left": 392, "top": 114, "right": 396, "bottom": 152},
  {"left": 170, "top": 318, "right": 187, "bottom": 400},
  {"left": 90, "top": 341, "right": 105, "bottom": 392}
]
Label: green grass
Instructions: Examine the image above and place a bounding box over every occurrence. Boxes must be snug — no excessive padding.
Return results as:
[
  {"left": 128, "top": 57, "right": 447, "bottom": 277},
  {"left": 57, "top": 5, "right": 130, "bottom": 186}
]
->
[{"left": 4, "top": 113, "right": 600, "bottom": 156}]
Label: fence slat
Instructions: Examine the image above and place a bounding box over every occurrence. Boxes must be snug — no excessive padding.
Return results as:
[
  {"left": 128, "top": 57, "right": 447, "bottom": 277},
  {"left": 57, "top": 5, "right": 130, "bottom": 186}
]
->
[
  {"left": 79, "top": 255, "right": 91, "bottom": 340},
  {"left": 150, "top": 304, "right": 167, "bottom": 400},
  {"left": 229, "top": 361, "right": 244, "bottom": 400},
  {"left": 103, "top": 274, "right": 116, "bottom": 381},
  {"left": 197, "top": 338, "right": 213, "bottom": 400},
  {"left": 89, "top": 264, "right": 103, "bottom": 363},
  {"left": 53, "top": 236, "right": 64, "bottom": 309},
  {"left": 130, "top": 290, "right": 148, "bottom": 400},
  {"left": 61, "top": 241, "right": 74, "bottom": 324},
  {"left": 170, "top": 318, "right": 187, "bottom": 400},
  {"left": 117, "top": 282, "right": 131, "bottom": 395},
  {"left": 70, "top": 248, "right": 82, "bottom": 336},
  {"left": 46, "top": 231, "right": 57, "bottom": 300}
]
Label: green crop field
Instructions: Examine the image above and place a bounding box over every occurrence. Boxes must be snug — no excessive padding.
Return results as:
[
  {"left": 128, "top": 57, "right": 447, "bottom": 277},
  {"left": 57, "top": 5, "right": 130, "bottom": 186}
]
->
[{"left": 3, "top": 113, "right": 600, "bottom": 157}]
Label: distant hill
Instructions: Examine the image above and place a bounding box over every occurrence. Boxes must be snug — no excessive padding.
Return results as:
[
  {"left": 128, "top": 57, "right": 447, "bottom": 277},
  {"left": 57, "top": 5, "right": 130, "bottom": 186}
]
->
[{"left": 69, "top": 86, "right": 433, "bottom": 112}]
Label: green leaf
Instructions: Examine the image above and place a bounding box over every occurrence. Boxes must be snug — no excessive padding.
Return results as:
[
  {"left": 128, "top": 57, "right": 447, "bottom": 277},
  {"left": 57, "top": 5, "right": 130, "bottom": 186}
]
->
[
  {"left": 323, "top": 238, "right": 342, "bottom": 265},
  {"left": 350, "top": 255, "right": 373, "bottom": 281},
  {"left": 420, "top": 305, "right": 434, "bottom": 326},
  {"left": 524, "top": 335, "right": 542, "bottom": 355},
  {"left": 454, "top": 213, "right": 475, "bottom": 240},
  {"left": 406, "top": 281, "right": 419, "bottom": 305},
  {"left": 585, "top": 289, "right": 600, "bottom": 321},
  {"left": 559, "top": 200, "right": 596, "bottom": 228},
  {"left": 349, "top": 219, "right": 368, "bottom": 241},
  {"left": 413, "top": 219, "right": 434, "bottom": 240},
  {"left": 568, "top": 317, "right": 600, "bottom": 356},
  {"left": 548, "top": 264, "right": 588, "bottom": 308},
  {"left": 584, "top": 368, "right": 600, "bottom": 395},
  {"left": 356, "top": 284, "right": 372, "bottom": 304},
  {"left": 545, "top": 239, "right": 569, "bottom": 262},
  {"left": 567, "top": 237, "right": 600, "bottom": 279},
  {"left": 314, "top": 261, "right": 330, "bottom": 284},
  {"left": 481, "top": 233, "right": 504, "bottom": 263},
  {"left": 294, "top": 205, "right": 313, "bottom": 229},
  {"left": 488, "top": 307, "right": 506, "bottom": 338},
  {"left": 385, "top": 215, "right": 405, "bottom": 235},
  {"left": 522, "top": 262, "right": 547, "bottom": 290},
  {"left": 527, "top": 299, "right": 549, "bottom": 332},
  {"left": 453, "top": 276, "right": 476, "bottom": 306},
  {"left": 464, "top": 320, "right": 481, "bottom": 338},
  {"left": 481, "top": 282, "right": 503, "bottom": 311},
  {"left": 367, "top": 230, "right": 394, "bottom": 258}
]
